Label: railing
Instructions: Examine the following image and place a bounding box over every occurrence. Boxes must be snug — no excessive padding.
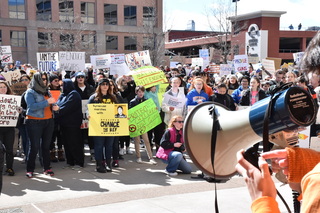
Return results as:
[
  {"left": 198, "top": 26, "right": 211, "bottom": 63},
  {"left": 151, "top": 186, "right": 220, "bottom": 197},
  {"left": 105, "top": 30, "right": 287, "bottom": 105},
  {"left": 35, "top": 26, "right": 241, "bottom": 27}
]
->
[{"left": 279, "top": 49, "right": 302, "bottom": 53}]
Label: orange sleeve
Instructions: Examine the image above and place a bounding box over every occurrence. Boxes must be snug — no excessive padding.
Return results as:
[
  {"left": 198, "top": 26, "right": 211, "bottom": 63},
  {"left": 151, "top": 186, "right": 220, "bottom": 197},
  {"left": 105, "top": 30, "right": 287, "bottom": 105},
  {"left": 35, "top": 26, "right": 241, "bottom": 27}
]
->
[
  {"left": 286, "top": 147, "right": 320, "bottom": 183},
  {"left": 251, "top": 196, "right": 280, "bottom": 213},
  {"left": 300, "top": 163, "right": 320, "bottom": 212}
]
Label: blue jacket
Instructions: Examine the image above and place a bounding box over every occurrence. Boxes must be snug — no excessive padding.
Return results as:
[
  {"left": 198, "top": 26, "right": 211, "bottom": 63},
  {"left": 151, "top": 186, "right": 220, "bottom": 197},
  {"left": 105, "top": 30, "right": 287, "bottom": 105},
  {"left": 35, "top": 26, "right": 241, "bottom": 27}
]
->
[
  {"left": 25, "top": 89, "right": 50, "bottom": 118},
  {"left": 55, "top": 79, "right": 82, "bottom": 127},
  {"left": 186, "top": 89, "right": 208, "bottom": 106},
  {"left": 231, "top": 86, "right": 245, "bottom": 104}
]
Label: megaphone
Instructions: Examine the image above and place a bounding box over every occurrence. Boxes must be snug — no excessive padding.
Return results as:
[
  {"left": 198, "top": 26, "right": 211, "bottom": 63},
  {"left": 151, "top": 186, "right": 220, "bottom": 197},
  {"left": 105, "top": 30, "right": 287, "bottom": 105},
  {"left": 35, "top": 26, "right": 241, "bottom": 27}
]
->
[{"left": 184, "top": 86, "right": 317, "bottom": 179}]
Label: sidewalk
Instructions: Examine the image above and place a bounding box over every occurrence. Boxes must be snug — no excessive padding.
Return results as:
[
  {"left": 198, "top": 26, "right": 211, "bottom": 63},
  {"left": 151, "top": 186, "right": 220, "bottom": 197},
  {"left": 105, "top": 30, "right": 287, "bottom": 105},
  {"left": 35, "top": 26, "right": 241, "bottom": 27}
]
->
[{"left": 1, "top": 147, "right": 294, "bottom": 213}]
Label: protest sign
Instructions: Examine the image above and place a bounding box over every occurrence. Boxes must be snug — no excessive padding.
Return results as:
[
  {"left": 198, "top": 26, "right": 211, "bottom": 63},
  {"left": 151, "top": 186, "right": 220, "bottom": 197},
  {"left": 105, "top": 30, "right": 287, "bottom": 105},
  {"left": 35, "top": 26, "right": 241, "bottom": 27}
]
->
[
  {"left": 208, "top": 64, "right": 220, "bottom": 74},
  {"left": 234, "top": 55, "right": 249, "bottom": 73},
  {"left": 90, "top": 54, "right": 111, "bottom": 69},
  {"left": 298, "top": 126, "right": 311, "bottom": 148},
  {"left": 131, "top": 66, "right": 167, "bottom": 88},
  {"left": 125, "top": 50, "right": 152, "bottom": 70},
  {"left": 170, "top": 61, "right": 179, "bottom": 68},
  {"left": 59, "top": 52, "right": 85, "bottom": 71},
  {"left": 262, "top": 59, "right": 276, "bottom": 74},
  {"left": 88, "top": 103, "right": 129, "bottom": 136},
  {"left": 128, "top": 99, "right": 161, "bottom": 137},
  {"left": 81, "top": 100, "right": 89, "bottom": 129},
  {"left": 162, "top": 93, "right": 187, "bottom": 108},
  {"left": 10, "top": 82, "right": 27, "bottom": 95},
  {"left": 110, "top": 63, "right": 131, "bottom": 76},
  {"left": 0, "top": 94, "right": 21, "bottom": 127},
  {"left": 199, "top": 49, "right": 210, "bottom": 68},
  {"left": 37, "top": 52, "right": 59, "bottom": 72},
  {"left": 0, "top": 46, "right": 13, "bottom": 64},
  {"left": 248, "top": 56, "right": 259, "bottom": 64},
  {"left": 191, "top": 58, "right": 203, "bottom": 67},
  {"left": 293, "top": 52, "right": 304, "bottom": 66},
  {"left": 266, "top": 57, "right": 282, "bottom": 70},
  {"left": 111, "top": 54, "right": 126, "bottom": 64},
  {"left": 2, "top": 69, "right": 21, "bottom": 86},
  {"left": 219, "top": 64, "right": 232, "bottom": 76}
]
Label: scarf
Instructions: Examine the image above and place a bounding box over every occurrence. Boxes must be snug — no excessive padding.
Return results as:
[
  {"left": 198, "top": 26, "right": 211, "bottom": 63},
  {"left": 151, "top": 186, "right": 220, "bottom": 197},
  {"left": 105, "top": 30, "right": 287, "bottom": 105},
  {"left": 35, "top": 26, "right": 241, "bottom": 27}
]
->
[{"left": 29, "top": 72, "right": 48, "bottom": 95}]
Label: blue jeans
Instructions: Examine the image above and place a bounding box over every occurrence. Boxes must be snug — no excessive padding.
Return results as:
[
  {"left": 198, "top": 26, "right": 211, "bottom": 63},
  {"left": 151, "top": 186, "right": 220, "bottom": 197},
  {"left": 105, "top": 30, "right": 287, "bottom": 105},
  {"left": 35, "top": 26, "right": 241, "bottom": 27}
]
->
[
  {"left": 162, "top": 151, "right": 192, "bottom": 173},
  {"left": 17, "top": 124, "right": 30, "bottom": 160},
  {"left": 93, "top": 136, "right": 114, "bottom": 161},
  {"left": 26, "top": 119, "right": 54, "bottom": 172}
]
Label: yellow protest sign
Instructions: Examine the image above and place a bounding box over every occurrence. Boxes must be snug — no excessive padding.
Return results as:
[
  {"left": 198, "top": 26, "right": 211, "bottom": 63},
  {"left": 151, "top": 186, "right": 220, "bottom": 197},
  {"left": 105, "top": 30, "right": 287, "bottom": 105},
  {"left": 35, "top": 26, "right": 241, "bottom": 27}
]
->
[
  {"left": 131, "top": 66, "right": 167, "bottom": 88},
  {"left": 88, "top": 103, "right": 129, "bottom": 136}
]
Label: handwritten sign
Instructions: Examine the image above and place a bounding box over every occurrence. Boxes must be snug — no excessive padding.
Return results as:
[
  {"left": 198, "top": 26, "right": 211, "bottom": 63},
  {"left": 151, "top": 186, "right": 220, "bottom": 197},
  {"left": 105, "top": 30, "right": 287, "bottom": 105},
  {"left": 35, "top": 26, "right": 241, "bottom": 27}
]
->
[
  {"left": 59, "top": 52, "right": 85, "bottom": 71},
  {"left": 90, "top": 54, "right": 111, "bottom": 69},
  {"left": 162, "top": 93, "right": 187, "bottom": 108},
  {"left": 88, "top": 103, "right": 129, "bottom": 136},
  {"left": 1, "top": 70, "right": 21, "bottom": 86},
  {"left": 11, "top": 82, "right": 27, "bottom": 95},
  {"left": 111, "top": 54, "right": 126, "bottom": 64},
  {"left": 131, "top": 66, "right": 167, "bottom": 88},
  {"left": 0, "top": 46, "right": 13, "bottom": 64},
  {"left": 262, "top": 59, "right": 276, "bottom": 74},
  {"left": 0, "top": 94, "right": 21, "bottom": 127},
  {"left": 234, "top": 55, "right": 249, "bottom": 73},
  {"left": 219, "top": 64, "right": 232, "bottom": 76},
  {"left": 125, "top": 50, "right": 152, "bottom": 70},
  {"left": 110, "top": 63, "right": 131, "bottom": 76},
  {"left": 157, "top": 83, "right": 169, "bottom": 105},
  {"left": 37, "top": 52, "right": 59, "bottom": 72},
  {"left": 128, "top": 99, "right": 161, "bottom": 137}
]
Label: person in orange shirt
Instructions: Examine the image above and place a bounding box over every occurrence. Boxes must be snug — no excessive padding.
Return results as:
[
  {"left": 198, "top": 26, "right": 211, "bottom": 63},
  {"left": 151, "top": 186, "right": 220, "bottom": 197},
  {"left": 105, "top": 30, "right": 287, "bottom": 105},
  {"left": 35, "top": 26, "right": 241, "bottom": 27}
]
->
[{"left": 25, "top": 72, "right": 59, "bottom": 178}]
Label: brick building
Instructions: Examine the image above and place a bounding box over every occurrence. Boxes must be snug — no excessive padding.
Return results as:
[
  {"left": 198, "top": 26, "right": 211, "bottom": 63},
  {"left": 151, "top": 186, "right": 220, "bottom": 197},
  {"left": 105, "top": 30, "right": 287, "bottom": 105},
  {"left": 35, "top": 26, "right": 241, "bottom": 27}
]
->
[{"left": 0, "top": 0, "right": 163, "bottom": 67}]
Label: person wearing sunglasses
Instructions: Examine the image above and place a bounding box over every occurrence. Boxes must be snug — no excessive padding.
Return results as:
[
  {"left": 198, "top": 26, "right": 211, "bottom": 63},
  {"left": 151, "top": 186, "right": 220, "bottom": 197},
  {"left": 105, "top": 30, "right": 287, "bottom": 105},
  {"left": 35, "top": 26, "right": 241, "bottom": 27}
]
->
[
  {"left": 24, "top": 72, "right": 59, "bottom": 178},
  {"left": 156, "top": 115, "right": 192, "bottom": 176}
]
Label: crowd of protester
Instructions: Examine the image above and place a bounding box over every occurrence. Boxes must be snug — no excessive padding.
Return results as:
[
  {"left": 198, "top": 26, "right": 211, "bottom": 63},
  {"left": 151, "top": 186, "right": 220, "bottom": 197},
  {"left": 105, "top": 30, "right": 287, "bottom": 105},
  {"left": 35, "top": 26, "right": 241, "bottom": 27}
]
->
[{"left": 0, "top": 52, "right": 319, "bottom": 182}]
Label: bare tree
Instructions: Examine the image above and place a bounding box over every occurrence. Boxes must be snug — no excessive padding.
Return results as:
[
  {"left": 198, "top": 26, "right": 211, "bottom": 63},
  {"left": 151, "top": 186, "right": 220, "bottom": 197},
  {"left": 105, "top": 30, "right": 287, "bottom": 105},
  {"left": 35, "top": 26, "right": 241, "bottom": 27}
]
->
[
  {"left": 136, "top": 0, "right": 165, "bottom": 67},
  {"left": 206, "top": 0, "right": 246, "bottom": 63}
]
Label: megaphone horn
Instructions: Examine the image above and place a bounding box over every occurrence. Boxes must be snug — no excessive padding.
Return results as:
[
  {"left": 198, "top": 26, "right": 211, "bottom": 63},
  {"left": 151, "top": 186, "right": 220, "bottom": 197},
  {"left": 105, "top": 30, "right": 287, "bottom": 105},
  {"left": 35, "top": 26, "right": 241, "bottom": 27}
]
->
[{"left": 184, "top": 87, "right": 317, "bottom": 179}]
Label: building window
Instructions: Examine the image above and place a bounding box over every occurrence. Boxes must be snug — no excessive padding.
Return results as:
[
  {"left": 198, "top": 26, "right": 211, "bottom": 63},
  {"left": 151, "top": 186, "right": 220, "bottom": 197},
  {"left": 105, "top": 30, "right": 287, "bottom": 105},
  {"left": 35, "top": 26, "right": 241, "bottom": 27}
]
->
[
  {"left": 104, "top": 4, "right": 117, "bottom": 25},
  {"left": 38, "top": 32, "right": 53, "bottom": 48},
  {"left": 124, "top": 36, "right": 137, "bottom": 50},
  {"left": 59, "top": 0, "right": 74, "bottom": 22},
  {"left": 143, "top": 7, "right": 156, "bottom": 27},
  {"left": 9, "top": 0, "right": 26, "bottom": 19},
  {"left": 81, "top": 2, "right": 95, "bottom": 24},
  {"left": 60, "top": 34, "right": 74, "bottom": 50},
  {"left": 124, "top": 6, "right": 136, "bottom": 26},
  {"left": 36, "top": 0, "right": 52, "bottom": 21},
  {"left": 106, "top": 36, "right": 118, "bottom": 50},
  {"left": 82, "top": 34, "right": 95, "bottom": 49},
  {"left": 10, "top": 31, "right": 26, "bottom": 47}
]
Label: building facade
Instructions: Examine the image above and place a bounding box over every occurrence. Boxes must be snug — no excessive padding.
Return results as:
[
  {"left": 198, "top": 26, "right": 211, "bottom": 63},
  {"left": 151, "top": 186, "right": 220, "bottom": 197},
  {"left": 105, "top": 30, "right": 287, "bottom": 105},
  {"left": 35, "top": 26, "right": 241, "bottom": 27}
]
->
[
  {"left": 165, "top": 10, "right": 317, "bottom": 65},
  {"left": 0, "top": 0, "right": 163, "bottom": 67}
]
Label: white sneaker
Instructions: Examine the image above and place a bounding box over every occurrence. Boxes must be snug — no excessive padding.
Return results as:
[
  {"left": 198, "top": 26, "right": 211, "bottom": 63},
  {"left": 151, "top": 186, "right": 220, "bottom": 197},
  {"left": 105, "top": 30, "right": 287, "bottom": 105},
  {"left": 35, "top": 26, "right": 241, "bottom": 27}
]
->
[
  {"left": 165, "top": 169, "right": 178, "bottom": 176},
  {"left": 126, "top": 147, "right": 133, "bottom": 155},
  {"left": 136, "top": 158, "right": 142, "bottom": 163},
  {"left": 149, "top": 159, "right": 157, "bottom": 165},
  {"left": 119, "top": 148, "right": 125, "bottom": 155}
]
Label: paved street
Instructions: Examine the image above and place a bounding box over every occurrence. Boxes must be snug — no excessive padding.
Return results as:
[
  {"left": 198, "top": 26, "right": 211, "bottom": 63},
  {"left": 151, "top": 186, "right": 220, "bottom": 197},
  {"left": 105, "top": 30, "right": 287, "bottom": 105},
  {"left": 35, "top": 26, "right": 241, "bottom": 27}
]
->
[{"left": 1, "top": 146, "right": 294, "bottom": 213}]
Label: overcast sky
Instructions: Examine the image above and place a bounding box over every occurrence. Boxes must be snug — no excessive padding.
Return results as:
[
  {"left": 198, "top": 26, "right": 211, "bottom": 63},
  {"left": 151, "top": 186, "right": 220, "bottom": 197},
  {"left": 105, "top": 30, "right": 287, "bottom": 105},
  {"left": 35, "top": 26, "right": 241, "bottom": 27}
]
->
[{"left": 163, "top": 0, "right": 319, "bottom": 31}]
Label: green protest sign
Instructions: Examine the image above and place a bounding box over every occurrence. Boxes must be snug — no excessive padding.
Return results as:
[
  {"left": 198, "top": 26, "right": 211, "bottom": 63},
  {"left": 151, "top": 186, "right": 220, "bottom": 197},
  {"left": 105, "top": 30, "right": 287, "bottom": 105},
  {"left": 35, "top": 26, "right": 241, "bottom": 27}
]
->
[
  {"left": 131, "top": 66, "right": 167, "bottom": 88},
  {"left": 128, "top": 99, "right": 161, "bottom": 137}
]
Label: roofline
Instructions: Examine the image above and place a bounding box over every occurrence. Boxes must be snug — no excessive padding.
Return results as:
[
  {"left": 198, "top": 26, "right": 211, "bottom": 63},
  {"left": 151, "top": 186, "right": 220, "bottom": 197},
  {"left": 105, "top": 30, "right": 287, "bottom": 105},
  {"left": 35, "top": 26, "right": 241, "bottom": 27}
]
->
[{"left": 228, "top": 10, "right": 287, "bottom": 22}]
